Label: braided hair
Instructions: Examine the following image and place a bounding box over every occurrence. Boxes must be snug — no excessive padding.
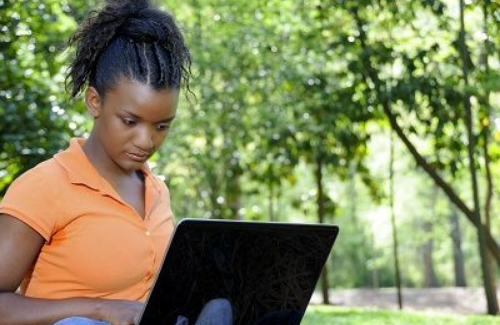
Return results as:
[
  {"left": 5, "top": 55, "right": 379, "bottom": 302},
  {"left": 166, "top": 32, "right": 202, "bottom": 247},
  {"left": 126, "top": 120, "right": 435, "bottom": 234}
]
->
[{"left": 66, "top": 0, "right": 191, "bottom": 99}]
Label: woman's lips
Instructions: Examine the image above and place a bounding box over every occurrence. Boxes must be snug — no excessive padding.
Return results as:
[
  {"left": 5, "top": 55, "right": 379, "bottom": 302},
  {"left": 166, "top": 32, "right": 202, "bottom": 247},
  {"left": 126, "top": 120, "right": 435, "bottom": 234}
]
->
[{"left": 126, "top": 152, "right": 149, "bottom": 162}]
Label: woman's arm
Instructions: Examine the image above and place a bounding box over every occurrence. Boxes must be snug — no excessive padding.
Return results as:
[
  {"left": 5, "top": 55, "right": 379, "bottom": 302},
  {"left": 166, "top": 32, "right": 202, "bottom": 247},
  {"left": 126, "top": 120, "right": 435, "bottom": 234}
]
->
[{"left": 0, "top": 214, "right": 144, "bottom": 325}]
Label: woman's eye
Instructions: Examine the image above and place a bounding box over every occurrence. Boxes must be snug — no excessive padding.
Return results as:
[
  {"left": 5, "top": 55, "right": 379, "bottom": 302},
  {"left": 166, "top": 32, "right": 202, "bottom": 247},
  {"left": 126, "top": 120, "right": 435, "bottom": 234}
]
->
[
  {"left": 156, "top": 124, "right": 170, "bottom": 131},
  {"left": 122, "top": 118, "right": 136, "bottom": 126}
]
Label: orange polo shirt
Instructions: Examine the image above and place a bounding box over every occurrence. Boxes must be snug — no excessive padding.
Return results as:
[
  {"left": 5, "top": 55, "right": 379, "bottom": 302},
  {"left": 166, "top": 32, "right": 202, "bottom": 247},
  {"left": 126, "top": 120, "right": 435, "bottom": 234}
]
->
[{"left": 0, "top": 138, "right": 175, "bottom": 301}]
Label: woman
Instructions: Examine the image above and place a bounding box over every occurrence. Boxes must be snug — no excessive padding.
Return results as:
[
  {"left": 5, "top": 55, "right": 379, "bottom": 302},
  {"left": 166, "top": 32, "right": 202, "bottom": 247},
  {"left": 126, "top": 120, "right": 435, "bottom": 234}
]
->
[{"left": 0, "top": 1, "right": 231, "bottom": 324}]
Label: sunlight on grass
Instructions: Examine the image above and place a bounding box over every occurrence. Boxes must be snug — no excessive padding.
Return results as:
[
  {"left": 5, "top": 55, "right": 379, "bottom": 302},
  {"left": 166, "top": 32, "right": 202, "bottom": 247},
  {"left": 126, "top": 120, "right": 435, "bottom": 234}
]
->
[{"left": 302, "top": 305, "right": 500, "bottom": 325}]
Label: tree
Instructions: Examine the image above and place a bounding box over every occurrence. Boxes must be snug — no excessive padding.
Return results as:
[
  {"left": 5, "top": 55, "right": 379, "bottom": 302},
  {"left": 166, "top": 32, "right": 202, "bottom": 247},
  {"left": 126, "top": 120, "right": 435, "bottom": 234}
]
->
[
  {"left": 333, "top": 0, "right": 499, "bottom": 314},
  {"left": 389, "top": 131, "right": 403, "bottom": 308},
  {"left": 0, "top": 0, "right": 88, "bottom": 196}
]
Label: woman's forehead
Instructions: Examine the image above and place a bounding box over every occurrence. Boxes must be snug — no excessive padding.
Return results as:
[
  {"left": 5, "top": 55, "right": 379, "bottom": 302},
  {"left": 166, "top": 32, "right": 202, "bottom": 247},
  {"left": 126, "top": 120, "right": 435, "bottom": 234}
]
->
[{"left": 106, "top": 78, "right": 179, "bottom": 119}]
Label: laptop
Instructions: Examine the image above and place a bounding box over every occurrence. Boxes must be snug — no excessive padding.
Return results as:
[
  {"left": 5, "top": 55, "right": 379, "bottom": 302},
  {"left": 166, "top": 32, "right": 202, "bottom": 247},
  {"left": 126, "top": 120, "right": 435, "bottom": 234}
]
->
[{"left": 138, "top": 219, "right": 339, "bottom": 325}]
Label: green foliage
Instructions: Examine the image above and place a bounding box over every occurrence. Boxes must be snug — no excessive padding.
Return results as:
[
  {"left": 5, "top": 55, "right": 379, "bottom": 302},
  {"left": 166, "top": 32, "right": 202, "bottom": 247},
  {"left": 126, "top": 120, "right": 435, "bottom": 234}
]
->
[
  {"left": 3, "top": 0, "right": 500, "bottom": 297},
  {"left": 156, "top": 0, "right": 500, "bottom": 290},
  {"left": 0, "top": 0, "right": 85, "bottom": 195},
  {"left": 160, "top": 0, "right": 381, "bottom": 222}
]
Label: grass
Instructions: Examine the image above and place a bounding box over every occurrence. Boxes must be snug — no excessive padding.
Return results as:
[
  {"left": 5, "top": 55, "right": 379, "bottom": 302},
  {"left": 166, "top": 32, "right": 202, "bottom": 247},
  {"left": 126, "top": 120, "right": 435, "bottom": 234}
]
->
[{"left": 301, "top": 305, "right": 500, "bottom": 325}]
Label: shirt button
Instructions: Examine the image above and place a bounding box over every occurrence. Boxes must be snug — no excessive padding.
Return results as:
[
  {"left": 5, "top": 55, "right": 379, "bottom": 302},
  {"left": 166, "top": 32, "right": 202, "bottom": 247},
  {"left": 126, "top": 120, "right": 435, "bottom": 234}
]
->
[{"left": 145, "top": 231, "right": 151, "bottom": 236}]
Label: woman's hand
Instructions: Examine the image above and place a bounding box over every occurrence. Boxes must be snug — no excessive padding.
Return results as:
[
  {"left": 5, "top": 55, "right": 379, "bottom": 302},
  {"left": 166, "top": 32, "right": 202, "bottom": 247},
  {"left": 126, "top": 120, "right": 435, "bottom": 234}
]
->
[{"left": 95, "top": 299, "right": 145, "bottom": 325}]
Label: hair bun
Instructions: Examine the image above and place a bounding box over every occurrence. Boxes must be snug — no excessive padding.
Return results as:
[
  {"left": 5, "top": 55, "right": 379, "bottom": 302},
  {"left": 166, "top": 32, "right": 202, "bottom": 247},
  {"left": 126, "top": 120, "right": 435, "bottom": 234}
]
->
[
  {"left": 98, "top": 0, "right": 172, "bottom": 44},
  {"left": 117, "top": 16, "right": 167, "bottom": 43},
  {"left": 96, "top": 0, "right": 150, "bottom": 36},
  {"left": 104, "top": 0, "right": 149, "bottom": 18}
]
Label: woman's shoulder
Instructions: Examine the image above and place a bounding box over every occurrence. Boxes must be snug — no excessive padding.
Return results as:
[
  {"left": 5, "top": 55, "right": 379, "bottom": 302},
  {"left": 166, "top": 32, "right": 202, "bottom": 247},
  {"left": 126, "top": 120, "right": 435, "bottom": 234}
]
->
[
  {"left": 5, "top": 157, "right": 72, "bottom": 200},
  {"left": 0, "top": 157, "right": 72, "bottom": 242},
  {"left": 16, "top": 157, "right": 68, "bottom": 187}
]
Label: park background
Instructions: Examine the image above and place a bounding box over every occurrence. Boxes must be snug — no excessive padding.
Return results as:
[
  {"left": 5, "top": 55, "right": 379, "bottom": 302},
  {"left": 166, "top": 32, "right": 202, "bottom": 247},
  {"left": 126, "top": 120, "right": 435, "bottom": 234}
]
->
[{"left": 2, "top": 0, "right": 500, "bottom": 323}]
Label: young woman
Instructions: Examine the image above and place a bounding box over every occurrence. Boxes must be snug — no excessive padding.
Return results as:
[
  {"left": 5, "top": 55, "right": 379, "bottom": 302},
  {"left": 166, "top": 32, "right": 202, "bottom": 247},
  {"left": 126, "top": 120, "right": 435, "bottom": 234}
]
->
[{"left": 0, "top": 1, "right": 233, "bottom": 324}]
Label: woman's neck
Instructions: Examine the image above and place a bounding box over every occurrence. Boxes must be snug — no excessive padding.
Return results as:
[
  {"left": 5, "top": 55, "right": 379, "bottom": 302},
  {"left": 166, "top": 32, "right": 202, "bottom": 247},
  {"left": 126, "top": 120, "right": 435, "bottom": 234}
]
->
[{"left": 82, "top": 131, "right": 137, "bottom": 184}]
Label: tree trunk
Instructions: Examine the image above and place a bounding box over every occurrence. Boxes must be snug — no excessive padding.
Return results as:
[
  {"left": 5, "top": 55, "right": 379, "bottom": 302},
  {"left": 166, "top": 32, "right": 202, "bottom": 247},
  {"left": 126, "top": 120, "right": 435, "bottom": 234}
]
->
[
  {"left": 315, "top": 154, "right": 330, "bottom": 305},
  {"left": 480, "top": 0, "right": 498, "bottom": 297},
  {"left": 276, "top": 183, "right": 283, "bottom": 222},
  {"left": 389, "top": 131, "right": 403, "bottom": 308},
  {"left": 228, "top": 172, "right": 242, "bottom": 220},
  {"left": 347, "top": 161, "right": 371, "bottom": 287},
  {"left": 422, "top": 186, "right": 440, "bottom": 288},
  {"left": 480, "top": 0, "right": 495, "bottom": 234},
  {"left": 449, "top": 203, "right": 467, "bottom": 287},
  {"left": 458, "top": 0, "right": 498, "bottom": 314},
  {"left": 421, "top": 220, "right": 439, "bottom": 288},
  {"left": 269, "top": 180, "right": 275, "bottom": 222}
]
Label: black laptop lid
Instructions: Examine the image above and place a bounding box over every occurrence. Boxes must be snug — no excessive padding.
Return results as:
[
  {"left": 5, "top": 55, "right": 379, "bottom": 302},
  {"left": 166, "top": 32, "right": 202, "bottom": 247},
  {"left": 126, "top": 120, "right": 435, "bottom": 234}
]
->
[{"left": 139, "top": 219, "right": 339, "bottom": 325}]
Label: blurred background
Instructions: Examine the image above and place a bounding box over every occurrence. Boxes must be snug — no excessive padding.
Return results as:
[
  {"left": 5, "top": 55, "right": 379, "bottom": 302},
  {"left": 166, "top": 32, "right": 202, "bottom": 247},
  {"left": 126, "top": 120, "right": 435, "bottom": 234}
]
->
[{"left": 2, "top": 0, "right": 500, "bottom": 323}]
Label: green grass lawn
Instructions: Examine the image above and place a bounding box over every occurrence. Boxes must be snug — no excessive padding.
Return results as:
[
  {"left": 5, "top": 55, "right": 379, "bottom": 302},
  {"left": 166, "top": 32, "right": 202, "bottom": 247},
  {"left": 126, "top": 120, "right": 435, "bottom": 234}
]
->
[{"left": 302, "top": 305, "right": 500, "bottom": 325}]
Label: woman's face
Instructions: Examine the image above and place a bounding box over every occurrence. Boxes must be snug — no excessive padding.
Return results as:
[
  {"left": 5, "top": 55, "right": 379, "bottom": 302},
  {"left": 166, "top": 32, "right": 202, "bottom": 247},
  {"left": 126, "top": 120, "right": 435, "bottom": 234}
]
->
[{"left": 85, "top": 78, "right": 179, "bottom": 173}]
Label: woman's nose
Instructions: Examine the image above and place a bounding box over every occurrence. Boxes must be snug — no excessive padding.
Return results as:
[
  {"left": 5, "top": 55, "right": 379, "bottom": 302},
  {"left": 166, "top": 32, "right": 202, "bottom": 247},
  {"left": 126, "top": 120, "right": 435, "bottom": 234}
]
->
[{"left": 135, "top": 127, "right": 155, "bottom": 152}]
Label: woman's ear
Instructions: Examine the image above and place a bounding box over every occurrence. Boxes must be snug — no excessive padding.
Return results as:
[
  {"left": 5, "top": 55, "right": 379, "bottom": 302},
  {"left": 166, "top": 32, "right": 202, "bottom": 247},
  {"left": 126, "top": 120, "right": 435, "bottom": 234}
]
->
[{"left": 85, "top": 87, "right": 102, "bottom": 118}]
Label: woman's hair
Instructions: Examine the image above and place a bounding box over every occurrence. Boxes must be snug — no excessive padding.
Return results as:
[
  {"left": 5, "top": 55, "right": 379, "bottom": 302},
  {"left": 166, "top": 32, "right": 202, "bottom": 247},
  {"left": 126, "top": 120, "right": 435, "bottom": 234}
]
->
[{"left": 66, "top": 0, "right": 191, "bottom": 99}]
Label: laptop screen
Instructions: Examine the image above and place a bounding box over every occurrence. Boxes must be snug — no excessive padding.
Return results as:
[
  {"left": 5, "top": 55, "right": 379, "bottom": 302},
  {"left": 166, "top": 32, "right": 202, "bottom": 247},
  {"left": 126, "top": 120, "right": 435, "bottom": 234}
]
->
[{"left": 139, "top": 219, "right": 339, "bottom": 325}]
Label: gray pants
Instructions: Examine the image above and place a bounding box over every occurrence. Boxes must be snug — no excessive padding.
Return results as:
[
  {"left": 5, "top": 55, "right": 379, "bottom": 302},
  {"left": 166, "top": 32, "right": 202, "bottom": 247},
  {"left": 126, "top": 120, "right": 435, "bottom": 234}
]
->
[{"left": 53, "top": 298, "right": 233, "bottom": 325}]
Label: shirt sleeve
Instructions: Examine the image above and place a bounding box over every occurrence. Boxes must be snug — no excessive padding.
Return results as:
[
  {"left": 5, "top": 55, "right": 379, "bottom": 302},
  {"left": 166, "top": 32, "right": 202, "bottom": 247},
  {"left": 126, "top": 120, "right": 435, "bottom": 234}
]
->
[{"left": 0, "top": 167, "right": 58, "bottom": 241}]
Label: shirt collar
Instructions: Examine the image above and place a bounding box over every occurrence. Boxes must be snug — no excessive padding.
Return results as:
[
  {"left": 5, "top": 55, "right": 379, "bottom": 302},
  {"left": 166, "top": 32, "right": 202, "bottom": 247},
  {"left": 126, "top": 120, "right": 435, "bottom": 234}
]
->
[{"left": 54, "top": 138, "right": 161, "bottom": 194}]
